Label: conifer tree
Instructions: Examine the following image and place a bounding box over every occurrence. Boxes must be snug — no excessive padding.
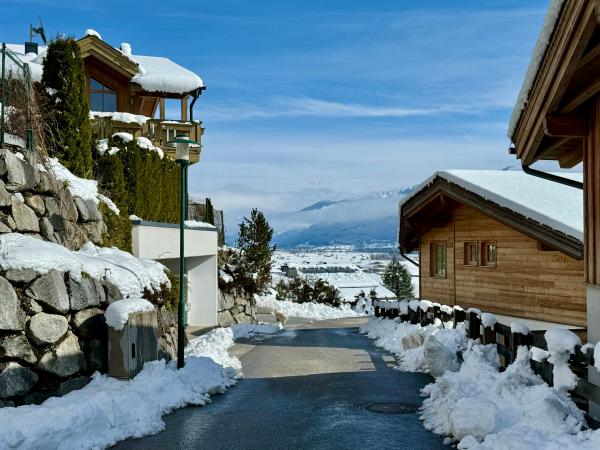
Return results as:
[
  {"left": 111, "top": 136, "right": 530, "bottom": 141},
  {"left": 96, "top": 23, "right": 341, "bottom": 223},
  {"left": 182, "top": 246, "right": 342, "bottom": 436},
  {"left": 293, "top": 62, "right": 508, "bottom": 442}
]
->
[
  {"left": 235, "top": 209, "right": 276, "bottom": 292},
  {"left": 42, "top": 37, "right": 93, "bottom": 178},
  {"left": 382, "top": 257, "right": 414, "bottom": 299}
]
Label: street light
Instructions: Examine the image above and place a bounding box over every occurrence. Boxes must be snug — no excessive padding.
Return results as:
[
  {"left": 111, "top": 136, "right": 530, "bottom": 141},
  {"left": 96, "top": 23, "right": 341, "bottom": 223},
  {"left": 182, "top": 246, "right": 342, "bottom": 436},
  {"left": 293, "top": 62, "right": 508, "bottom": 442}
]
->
[{"left": 166, "top": 134, "right": 200, "bottom": 369}]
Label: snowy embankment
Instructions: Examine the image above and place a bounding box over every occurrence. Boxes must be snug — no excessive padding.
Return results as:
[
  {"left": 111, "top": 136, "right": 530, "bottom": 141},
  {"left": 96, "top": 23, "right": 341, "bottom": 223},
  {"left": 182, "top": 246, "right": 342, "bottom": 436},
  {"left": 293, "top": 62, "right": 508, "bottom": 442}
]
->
[
  {"left": 256, "top": 291, "right": 359, "bottom": 321},
  {"left": 360, "top": 317, "right": 600, "bottom": 449},
  {"left": 0, "top": 323, "right": 279, "bottom": 450}
]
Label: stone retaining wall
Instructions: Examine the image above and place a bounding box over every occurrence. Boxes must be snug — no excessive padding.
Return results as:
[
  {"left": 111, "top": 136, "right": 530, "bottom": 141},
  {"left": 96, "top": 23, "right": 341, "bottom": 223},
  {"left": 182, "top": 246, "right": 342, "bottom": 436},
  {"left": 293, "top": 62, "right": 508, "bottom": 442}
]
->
[{"left": 217, "top": 286, "right": 257, "bottom": 326}]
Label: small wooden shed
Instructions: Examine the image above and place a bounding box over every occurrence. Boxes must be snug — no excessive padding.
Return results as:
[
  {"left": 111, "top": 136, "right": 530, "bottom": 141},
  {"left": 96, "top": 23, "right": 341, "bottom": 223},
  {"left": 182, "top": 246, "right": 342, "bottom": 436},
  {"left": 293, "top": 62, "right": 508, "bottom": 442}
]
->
[{"left": 399, "top": 170, "right": 585, "bottom": 327}]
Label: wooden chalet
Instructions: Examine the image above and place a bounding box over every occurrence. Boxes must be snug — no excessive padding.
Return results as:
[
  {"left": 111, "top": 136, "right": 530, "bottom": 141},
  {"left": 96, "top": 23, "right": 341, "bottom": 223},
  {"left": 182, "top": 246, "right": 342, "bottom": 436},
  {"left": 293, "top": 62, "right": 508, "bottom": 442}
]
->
[
  {"left": 10, "top": 31, "right": 205, "bottom": 162},
  {"left": 399, "top": 170, "right": 585, "bottom": 328},
  {"left": 507, "top": 0, "right": 600, "bottom": 341}
]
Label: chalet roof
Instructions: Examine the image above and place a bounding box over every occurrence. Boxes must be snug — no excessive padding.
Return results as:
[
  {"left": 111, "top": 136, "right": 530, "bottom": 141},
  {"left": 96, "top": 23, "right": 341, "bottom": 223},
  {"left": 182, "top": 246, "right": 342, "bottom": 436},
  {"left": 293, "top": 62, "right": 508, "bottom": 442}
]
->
[
  {"left": 508, "top": 0, "right": 565, "bottom": 140},
  {"left": 6, "top": 32, "right": 204, "bottom": 95},
  {"left": 399, "top": 170, "right": 583, "bottom": 258}
]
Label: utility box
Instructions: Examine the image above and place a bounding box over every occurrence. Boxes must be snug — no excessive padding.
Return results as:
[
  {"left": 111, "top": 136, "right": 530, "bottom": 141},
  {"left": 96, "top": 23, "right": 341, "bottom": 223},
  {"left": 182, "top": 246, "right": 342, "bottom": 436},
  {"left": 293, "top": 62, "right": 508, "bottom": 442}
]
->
[{"left": 107, "top": 309, "right": 158, "bottom": 379}]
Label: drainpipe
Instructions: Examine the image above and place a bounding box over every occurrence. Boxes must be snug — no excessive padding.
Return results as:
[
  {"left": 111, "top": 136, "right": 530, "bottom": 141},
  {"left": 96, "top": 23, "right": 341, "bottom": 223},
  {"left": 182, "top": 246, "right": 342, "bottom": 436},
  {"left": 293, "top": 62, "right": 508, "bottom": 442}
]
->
[
  {"left": 188, "top": 86, "right": 206, "bottom": 123},
  {"left": 400, "top": 250, "right": 419, "bottom": 267},
  {"left": 521, "top": 163, "right": 583, "bottom": 190}
]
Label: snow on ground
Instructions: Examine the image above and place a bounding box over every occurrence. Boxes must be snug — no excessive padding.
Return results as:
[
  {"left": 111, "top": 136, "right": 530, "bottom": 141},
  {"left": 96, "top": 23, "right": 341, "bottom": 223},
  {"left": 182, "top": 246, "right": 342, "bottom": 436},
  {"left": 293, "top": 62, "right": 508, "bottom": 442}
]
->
[
  {"left": 256, "top": 291, "right": 359, "bottom": 320},
  {"left": 0, "top": 324, "right": 281, "bottom": 449},
  {"left": 0, "top": 233, "right": 169, "bottom": 298},
  {"left": 361, "top": 317, "right": 600, "bottom": 449}
]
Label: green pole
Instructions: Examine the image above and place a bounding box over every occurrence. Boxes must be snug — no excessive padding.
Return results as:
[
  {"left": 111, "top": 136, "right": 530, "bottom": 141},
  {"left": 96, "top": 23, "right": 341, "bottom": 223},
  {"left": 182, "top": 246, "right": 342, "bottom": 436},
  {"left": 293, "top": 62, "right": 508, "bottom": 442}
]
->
[{"left": 177, "top": 160, "right": 189, "bottom": 369}]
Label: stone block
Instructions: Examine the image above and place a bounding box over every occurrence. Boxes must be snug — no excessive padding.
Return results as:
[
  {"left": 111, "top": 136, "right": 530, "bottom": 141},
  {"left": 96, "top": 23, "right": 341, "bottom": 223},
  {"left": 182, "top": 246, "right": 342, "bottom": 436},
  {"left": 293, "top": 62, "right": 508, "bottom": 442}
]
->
[
  {"left": 11, "top": 198, "right": 40, "bottom": 232},
  {"left": 27, "top": 270, "right": 70, "bottom": 314},
  {"left": 72, "top": 308, "right": 106, "bottom": 341},
  {"left": 0, "top": 334, "right": 37, "bottom": 364},
  {"left": 27, "top": 312, "right": 69, "bottom": 346},
  {"left": 69, "top": 277, "right": 105, "bottom": 311},
  {"left": 25, "top": 195, "right": 45, "bottom": 216},
  {"left": 2, "top": 150, "right": 27, "bottom": 192},
  {"left": 4, "top": 268, "right": 37, "bottom": 284},
  {"left": 37, "top": 332, "right": 84, "bottom": 377},
  {"left": 0, "top": 276, "right": 25, "bottom": 331},
  {"left": 0, "top": 362, "right": 38, "bottom": 399}
]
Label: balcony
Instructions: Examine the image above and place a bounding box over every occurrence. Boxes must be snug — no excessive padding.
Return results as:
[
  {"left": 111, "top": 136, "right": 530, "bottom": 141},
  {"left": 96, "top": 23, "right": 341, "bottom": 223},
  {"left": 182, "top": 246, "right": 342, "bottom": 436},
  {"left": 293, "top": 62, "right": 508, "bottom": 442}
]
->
[{"left": 90, "top": 114, "right": 204, "bottom": 163}]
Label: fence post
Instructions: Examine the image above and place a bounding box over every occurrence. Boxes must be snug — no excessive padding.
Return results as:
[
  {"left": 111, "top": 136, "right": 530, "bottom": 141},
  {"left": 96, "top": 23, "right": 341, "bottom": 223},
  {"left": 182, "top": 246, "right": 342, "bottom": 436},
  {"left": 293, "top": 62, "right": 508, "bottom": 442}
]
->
[
  {"left": 468, "top": 311, "right": 482, "bottom": 340},
  {"left": 453, "top": 308, "right": 466, "bottom": 328},
  {"left": 509, "top": 330, "right": 531, "bottom": 363},
  {"left": 482, "top": 323, "right": 496, "bottom": 345}
]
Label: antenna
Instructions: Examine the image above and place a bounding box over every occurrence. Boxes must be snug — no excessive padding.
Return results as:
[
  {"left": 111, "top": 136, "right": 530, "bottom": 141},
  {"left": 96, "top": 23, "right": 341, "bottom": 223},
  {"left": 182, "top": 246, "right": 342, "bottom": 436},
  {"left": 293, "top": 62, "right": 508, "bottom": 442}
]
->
[{"left": 30, "top": 18, "right": 46, "bottom": 45}]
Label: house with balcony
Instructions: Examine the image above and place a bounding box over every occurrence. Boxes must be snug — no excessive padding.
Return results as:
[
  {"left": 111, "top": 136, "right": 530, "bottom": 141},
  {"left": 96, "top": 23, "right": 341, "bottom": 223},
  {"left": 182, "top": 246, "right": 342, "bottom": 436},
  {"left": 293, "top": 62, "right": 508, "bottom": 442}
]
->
[{"left": 9, "top": 29, "right": 205, "bottom": 162}]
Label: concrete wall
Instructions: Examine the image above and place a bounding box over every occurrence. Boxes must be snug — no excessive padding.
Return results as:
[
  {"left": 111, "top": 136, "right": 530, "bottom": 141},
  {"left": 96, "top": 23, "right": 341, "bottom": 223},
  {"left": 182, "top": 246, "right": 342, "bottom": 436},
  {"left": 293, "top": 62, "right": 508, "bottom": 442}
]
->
[{"left": 131, "top": 221, "right": 218, "bottom": 327}]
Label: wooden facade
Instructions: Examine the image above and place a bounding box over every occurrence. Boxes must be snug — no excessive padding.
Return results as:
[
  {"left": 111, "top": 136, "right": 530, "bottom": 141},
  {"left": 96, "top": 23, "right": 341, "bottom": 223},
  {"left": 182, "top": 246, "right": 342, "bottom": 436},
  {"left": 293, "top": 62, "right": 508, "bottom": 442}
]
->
[
  {"left": 400, "top": 175, "right": 585, "bottom": 327},
  {"left": 419, "top": 204, "right": 585, "bottom": 326}
]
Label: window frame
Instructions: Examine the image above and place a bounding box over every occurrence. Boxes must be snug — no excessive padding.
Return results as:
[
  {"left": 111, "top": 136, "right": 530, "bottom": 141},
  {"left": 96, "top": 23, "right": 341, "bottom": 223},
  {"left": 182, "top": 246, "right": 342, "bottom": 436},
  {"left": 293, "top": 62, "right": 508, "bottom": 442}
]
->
[
  {"left": 481, "top": 240, "right": 497, "bottom": 267},
  {"left": 88, "top": 77, "right": 117, "bottom": 112},
  {"left": 429, "top": 241, "right": 447, "bottom": 278},
  {"left": 464, "top": 241, "right": 479, "bottom": 266}
]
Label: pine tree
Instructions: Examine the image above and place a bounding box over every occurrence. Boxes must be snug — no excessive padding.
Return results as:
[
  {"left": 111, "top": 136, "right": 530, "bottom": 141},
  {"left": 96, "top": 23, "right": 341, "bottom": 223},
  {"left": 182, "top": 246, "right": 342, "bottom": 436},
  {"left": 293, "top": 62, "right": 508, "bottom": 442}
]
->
[
  {"left": 42, "top": 37, "right": 93, "bottom": 178},
  {"left": 382, "top": 258, "right": 414, "bottom": 299},
  {"left": 235, "top": 209, "right": 276, "bottom": 293}
]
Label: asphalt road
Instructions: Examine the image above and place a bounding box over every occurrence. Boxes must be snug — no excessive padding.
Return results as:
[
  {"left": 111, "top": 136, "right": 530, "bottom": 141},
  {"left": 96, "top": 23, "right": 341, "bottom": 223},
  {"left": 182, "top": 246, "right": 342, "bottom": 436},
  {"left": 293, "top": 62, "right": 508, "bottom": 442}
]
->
[{"left": 114, "top": 317, "right": 448, "bottom": 450}]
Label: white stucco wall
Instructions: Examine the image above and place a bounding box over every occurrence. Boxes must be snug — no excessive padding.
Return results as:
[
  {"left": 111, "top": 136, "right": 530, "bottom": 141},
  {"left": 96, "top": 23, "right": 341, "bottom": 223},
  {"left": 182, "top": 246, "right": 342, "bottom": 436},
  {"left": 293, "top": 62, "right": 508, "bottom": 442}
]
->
[{"left": 131, "top": 221, "right": 218, "bottom": 327}]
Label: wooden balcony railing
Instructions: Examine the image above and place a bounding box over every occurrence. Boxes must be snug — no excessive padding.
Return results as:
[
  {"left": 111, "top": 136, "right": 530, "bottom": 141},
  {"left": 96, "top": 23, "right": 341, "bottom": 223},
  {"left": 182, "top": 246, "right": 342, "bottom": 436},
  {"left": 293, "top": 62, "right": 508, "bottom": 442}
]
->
[{"left": 90, "top": 115, "right": 204, "bottom": 163}]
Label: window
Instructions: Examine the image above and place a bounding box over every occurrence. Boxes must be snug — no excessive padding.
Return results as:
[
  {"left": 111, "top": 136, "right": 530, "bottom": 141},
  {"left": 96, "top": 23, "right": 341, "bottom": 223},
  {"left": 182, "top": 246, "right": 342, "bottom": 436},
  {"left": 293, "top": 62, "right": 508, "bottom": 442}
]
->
[
  {"left": 481, "top": 241, "right": 497, "bottom": 267},
  {"left": 430, "top": 242, "right": 447, "bottom": 278},
  {"left": 88, "top": 77, "right": 116, "bottom": 112},
  {"left": 464, "top": 241, "right": 478, "bottom": 266}
]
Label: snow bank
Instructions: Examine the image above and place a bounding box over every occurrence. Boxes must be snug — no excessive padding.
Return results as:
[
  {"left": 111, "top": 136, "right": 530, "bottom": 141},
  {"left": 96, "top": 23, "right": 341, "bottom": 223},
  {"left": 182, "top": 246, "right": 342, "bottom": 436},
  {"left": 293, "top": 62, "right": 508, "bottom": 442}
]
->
[
  {"left": 419, "top": 345, "right": 600, "bottom": 449},
  {"left": 0, "top": 233, "right": 169, "bottom": 298},
  {"left": 47, "top": 157, "right": 119, "bottom": 214},
  {"left": 231, "top": 322, "right": 282, "bottom": 340},
  {"left": 104, "top": 298, "right": 155, "bottom": 330},
  {"left": 256, "top": 292, "right": 358, "bottom": 320},
  {"left": 545, "top": 328, "right": 581, "bottom": 392},
  {"left": 0, "top": 323, "right": 281, "bottom": 449}
]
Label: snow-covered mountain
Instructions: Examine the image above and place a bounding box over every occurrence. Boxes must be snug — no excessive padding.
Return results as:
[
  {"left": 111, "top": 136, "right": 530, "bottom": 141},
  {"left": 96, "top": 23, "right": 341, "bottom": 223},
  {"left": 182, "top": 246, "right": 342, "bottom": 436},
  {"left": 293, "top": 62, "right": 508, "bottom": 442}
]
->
[{"left": 269, "top": 187, "right": 413, "bottom": 248}]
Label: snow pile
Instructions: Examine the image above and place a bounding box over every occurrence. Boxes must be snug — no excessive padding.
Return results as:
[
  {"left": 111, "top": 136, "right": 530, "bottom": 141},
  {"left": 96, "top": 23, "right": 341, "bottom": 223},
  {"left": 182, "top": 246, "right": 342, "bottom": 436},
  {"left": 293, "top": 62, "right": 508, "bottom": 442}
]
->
[
  {"left": 510, "top": 322, "right": 529, "bottom": 335},
  {"left": 481, "top": 313, "right": 497, "bottom": 329},
  {"left": 184, "top": 220, "right": 216, "bottom": 230},
  {"left": 359, "top": 317, "right": 466, "bottom": 374},
  {"left": 353, "top": 296, "right": 374, "bottom": 315},
  {"left": 419, "top": 344, "right": 600, "bottom": 449},
  {"left": 104, "top": 298, "right": 155, "bottom": 330},
  {"left": 0, "top": 322, "right": 282, "bottom": 449},
  {"left": 47, "top": 157, "right": 119, "bottom": 214},
  {"left": 0, "top": 233, "right": 169, "bottom": 298},
  {"left": 90, "top": 111, "right": 150, "bottom": 126},
  {"left": 231, "top": 322, "right": 282, "bottom": 340},
  {"left": 545, "top": 328, "right": 581, "bottom": 392},
  {"left": 256, "top": 292, "right": 359, "bottom": 320}
]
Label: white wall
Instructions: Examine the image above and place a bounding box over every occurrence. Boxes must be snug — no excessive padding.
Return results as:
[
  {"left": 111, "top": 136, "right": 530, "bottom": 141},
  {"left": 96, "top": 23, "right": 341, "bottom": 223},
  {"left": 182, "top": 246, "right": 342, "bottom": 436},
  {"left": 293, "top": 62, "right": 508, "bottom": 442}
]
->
[{"left": 131, "top": 223, "right": 218, "bottom": 327}]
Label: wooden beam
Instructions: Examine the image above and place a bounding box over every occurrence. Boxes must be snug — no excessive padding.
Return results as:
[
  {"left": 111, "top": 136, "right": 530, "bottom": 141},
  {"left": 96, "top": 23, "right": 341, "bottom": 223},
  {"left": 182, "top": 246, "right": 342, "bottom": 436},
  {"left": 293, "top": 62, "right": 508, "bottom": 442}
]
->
[
  {"left": 543, "top": 115, "right": 588, "bottom": 137},
  {"left": 558, "top": 143, "right": 584, "bottom": 168}
]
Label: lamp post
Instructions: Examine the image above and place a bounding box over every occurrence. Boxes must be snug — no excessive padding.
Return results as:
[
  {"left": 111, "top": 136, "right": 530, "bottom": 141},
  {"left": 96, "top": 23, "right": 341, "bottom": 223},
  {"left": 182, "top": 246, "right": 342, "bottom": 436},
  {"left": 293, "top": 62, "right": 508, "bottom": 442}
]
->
[{"left": 167, "top": 135, "right": 200, "bottom": 369}]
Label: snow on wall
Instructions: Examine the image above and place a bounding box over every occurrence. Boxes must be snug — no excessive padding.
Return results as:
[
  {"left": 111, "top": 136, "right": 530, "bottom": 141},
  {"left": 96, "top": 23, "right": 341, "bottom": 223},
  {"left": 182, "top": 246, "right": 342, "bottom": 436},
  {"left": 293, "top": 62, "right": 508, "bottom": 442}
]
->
[
  {"left": 399, "top": 170, "right": 583, "bottom": 242},
  {"left": 508, "top": 0, "right": 566, "bottom": 139}
]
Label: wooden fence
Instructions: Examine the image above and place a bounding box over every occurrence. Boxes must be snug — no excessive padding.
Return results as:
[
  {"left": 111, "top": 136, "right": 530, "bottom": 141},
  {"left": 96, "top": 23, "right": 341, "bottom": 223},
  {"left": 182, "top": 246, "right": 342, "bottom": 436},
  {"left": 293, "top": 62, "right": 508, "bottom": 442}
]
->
[{"left": 373, "top": 300, "right": 600, "bottom": 426}]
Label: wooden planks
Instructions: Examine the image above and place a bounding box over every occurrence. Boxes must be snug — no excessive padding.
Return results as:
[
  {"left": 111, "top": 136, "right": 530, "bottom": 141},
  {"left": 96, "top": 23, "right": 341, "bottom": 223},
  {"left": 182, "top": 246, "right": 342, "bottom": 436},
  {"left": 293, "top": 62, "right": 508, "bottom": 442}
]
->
[{"left": 419, "top": 204, "right": 586, "bottom": 326}]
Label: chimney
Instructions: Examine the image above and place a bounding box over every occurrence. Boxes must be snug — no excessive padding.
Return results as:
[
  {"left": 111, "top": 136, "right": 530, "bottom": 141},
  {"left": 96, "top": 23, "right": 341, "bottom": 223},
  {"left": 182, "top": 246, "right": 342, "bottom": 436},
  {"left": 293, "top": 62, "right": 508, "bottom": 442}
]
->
[{"left": 24, "top": 41, "right": 38, "bottom": 55}]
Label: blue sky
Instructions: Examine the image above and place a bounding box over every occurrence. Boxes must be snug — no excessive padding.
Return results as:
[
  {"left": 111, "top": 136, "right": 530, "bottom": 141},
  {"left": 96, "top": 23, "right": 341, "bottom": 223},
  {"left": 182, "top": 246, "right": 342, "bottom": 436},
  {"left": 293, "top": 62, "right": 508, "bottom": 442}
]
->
[{"left": 1, "top": 0, "right": 554, "bottom": 229}]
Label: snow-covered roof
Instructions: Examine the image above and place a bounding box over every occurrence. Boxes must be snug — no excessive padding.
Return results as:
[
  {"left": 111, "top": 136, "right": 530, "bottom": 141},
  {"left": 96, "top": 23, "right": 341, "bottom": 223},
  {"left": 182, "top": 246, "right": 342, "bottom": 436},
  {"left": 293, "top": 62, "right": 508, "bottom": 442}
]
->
[
  {"left": 6, "top": 32, "right": 204, "bottom": 95},
  {"left": 399, "top": 170, "right": 583, "bottom": 241},
  {"left": 508, "top": 0, "right": 565, "bottom": 139}
]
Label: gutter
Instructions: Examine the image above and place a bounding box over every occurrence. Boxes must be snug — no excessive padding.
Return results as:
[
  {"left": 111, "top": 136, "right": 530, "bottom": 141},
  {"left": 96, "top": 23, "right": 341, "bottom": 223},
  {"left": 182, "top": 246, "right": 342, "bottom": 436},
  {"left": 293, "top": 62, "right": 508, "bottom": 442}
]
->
[
  {"left": 400, "top": 250, "right": 419, "bottom": 267},
  {"left": 521, "top": 163, "right": 583, "bottom": 190},
  {"left": 189, "top": 86, "right": 206, "bottom": 122}
]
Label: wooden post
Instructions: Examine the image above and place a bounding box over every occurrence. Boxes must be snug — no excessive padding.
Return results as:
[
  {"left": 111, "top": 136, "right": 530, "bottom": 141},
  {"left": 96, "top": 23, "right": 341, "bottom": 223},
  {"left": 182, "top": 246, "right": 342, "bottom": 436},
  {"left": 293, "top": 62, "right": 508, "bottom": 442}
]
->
[
  {"left": 482, "top": 324, "right": 496, "bottom": 345},
  {"left": 159, "top": 98, "right": 166, "bottom": 121},
  {"left": 181, "top": 95, "right": 189, "bottom": 122},
  {"left": 468, "top": 311, "right": 481, "bottom": 340},
  {"left": 454, "top": 309, "right": 466, "bottom": 328},
  {"left": 510, "top": 331, "right": 531, "bottom": 363}
]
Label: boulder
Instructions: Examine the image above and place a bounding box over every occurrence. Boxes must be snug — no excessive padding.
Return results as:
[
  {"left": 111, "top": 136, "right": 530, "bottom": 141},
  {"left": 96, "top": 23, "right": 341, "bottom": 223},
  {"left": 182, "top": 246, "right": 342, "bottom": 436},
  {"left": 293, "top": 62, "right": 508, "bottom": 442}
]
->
[
  {"left": 72, "top": 308, "right": 106, "bottom": 341},
  {"left": 85, "top": 339, "right": 107, "bottom": 372},
  {"left": 82, "top": 221, "right": 105, "bottom": 244},
  {"left": 27, "top": 270, "right": 70, "bottom": 314},
  {"left": 0, "top": 334, "right": 37, "bottom": 364},
  {"left": 218, "top": 290, "right": 235, "bottom": 311},
  {"left": 37, "top": 332, "right": 84, "bottom": 377},
  {"left": 61, "top": 220, "right": 86, "bottom": 250},
  {"left": 56, "top": 187, "right": 78, "bottom": 222},
  {"left": 44, "top": 197, "right": 64, "bottom": 231},
  {"left": 0, "top": 362, "right": 38, "bottom": 398},
  {"left": 0, "top": 276, "right": 25, "bottom": 331},
  {"left": 23, "top": 298, "right": 43, "bottom": 315},
  {"left": 11, "top": 198, "right": 40, "bottom": 232},
  {"left": 103, "top": 281, "right": 122, "bottom": 303},
  {"left": 2, "top": 150, "right": 27, "bottom": 192},
  {"left": 217, "top": 309, "right": 236, "bottom": 327},
  {"left": 158, "top": 333, "right": 177, "bottom": 361},
  {"left": 39, "top": 217, "right": 54, "bottom": 241},
  {"left": 69, "top": 276, "right": 105, "bottom": 311},
  {"left": 57, "top": 376, "right": 91, "bottom": 396},
  {"left": 0, "top": 221, "right": 11, "bottom": 233},
  {"left": 74, "top": 198, "right": 101, "bottom": 222},
  {"left": 21, "top": 158, "right": 39, "bottom": 191},
  {"left": 36, "top": 171, "right": 57, "bottom": 194},
  {"left": 27, "top": 313, "right": 69, "bottom": 346},
  {"left": 0, "top": 180, "right": 10, "bottom": 207},
  {"left": 25, "top": 195, "right": 45, "bottom": 216},
  {"left": 233, "top": 312, "right": 250, "bottom": 324},
  {"left": 4, "top": 268, "right": 37, "bottom": 284}
]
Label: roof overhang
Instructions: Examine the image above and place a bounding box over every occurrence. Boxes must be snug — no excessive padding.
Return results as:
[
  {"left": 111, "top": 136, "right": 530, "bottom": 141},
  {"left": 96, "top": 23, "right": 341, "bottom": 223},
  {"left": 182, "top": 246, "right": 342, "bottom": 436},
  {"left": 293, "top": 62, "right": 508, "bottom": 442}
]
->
[
  {"left": 399, "top": 176, "right": 583, "bottom": 260},
  {"left": 77, "top": 35, "right": 139, "bottom": 79},
  {"left": 510, "top": 1, "right": 600, "bottom": 168}
]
